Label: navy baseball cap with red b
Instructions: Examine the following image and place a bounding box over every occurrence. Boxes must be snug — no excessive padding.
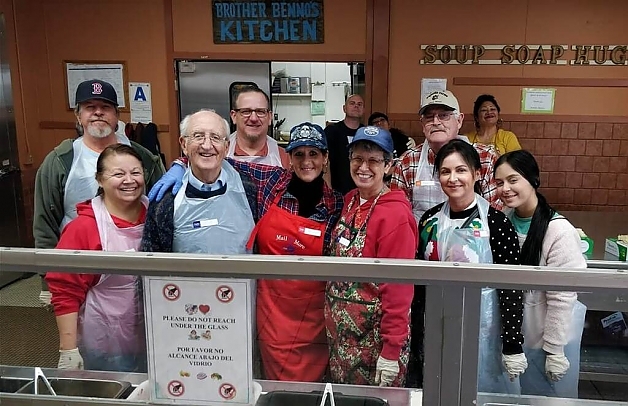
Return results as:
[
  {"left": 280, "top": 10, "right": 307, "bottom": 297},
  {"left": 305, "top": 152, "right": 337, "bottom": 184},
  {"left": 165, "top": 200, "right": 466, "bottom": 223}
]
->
[{"left": 75, "top": 79, "right": 118, "bottom": 106}]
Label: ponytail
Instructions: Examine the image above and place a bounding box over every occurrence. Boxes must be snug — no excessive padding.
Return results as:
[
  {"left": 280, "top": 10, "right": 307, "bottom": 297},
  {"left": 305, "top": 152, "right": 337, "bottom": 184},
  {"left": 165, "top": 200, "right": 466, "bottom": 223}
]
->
[{"left": 519, "top": 192, "right": 555, "bottom": 266}]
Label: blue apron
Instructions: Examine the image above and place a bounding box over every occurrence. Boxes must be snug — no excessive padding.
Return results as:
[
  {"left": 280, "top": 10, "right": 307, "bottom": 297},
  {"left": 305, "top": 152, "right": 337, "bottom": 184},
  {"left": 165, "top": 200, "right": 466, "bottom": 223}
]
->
[{"left": 173, "top": 161, "right": 254, "bottom": 254}]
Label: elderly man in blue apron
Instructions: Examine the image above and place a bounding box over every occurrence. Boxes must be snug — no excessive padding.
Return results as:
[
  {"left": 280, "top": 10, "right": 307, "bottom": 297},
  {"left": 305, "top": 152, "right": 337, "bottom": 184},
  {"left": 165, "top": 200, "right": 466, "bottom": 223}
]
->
[
  {"left": 140, "top": 109, "right": 257, "bottom": 255},
  {"left": 33, "top": 79, "right": 165, "bottom": 305}
]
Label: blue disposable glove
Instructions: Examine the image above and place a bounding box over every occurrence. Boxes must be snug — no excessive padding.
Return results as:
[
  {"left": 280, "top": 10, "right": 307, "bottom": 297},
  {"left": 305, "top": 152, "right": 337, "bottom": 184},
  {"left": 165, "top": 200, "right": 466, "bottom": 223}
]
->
[{"left": 147, "top": 163, "right": 185, "bottom": 202}]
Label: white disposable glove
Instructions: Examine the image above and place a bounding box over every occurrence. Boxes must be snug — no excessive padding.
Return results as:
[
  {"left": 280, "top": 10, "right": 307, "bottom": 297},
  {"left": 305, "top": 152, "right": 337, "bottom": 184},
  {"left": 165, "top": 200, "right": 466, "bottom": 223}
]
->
[
  {"left": 39, "top": 290, "right": 52, "bottom": 307},
  {"left": 405, "top": 137, "right": 416, "bottom": 149},
  {"left": 545, "top": 353, "right": 569, "bottom": 382},
  {"left": 502, "top": 353, "right": 528, "bottom": 381},
  {"left": 58, "top": 348, "right": 84, "bottom": 370},
  {"left": 374, "top": 356, "right": 399, "bottom": 387}
]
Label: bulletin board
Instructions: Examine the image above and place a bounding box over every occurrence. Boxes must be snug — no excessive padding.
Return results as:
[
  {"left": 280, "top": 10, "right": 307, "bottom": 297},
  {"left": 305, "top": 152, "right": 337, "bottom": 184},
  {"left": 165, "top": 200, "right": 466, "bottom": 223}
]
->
[{"left": 64, "top": 61, "right": 129, "bottom": 110}]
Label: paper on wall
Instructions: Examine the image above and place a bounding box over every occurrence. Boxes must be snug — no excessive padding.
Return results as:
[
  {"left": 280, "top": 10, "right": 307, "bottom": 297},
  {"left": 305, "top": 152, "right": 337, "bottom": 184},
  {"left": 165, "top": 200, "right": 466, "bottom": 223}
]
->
[
  {"left": 420, "top": 78, "right": 447, "bottom": 106},
  {"left": 311, "top": 83, "right": 326, "bottom": 101},
  {"left": 129, "top": 82, "right": 153, "bottom": 123}
]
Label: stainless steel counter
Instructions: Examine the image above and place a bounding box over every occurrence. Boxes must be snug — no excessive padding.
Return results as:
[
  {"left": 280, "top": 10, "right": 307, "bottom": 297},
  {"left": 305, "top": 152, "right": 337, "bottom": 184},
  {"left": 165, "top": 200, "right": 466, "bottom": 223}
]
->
[
  {"left": 1, "top": 366, "right": 623, "bottom": 406},
  {"left": 2, "top": 249, "right": 627, "bottom": 405}
]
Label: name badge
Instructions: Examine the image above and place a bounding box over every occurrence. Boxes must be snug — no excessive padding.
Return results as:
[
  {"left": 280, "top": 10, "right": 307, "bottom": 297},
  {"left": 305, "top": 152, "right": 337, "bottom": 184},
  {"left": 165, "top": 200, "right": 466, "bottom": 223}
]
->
[
  {"left": 338, "top": 237, "right": 350, "bottom": 247},
  {"left": 415, "top": 180, "right": 436, "bottom": 187},
  {"left": 192, "top": 219, "right": 219, "bottom": 229},
  {"left": 300, "top": 226, "right": 322, "bottom": 237},
  {"left": 473, "top": 230, "right": 489, "bottom": 238}
]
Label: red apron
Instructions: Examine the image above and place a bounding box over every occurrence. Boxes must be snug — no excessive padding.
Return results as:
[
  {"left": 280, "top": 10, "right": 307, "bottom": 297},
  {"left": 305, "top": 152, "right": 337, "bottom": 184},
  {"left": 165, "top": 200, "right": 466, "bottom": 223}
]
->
[{"left": 247, "top": 194, "right": 328, "bottom": 382}]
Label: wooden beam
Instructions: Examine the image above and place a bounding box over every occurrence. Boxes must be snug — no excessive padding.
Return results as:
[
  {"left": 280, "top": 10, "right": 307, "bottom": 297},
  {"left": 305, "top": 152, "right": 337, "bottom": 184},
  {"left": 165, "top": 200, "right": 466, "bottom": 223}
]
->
[
  {"left": 453, "top": 77, "right": 628, "bottom": 88},
  {"left": 164, "top": 0, "right": 180, "bottom": 162},
  {"left": 171, "top": 52, "right": 366, "bottom": 63},
  {"left": 370, "top": 0, "right": 390, "bottom": 114},
  {"left": 387, "top": 113, "right": 628, "bottom": 124}
]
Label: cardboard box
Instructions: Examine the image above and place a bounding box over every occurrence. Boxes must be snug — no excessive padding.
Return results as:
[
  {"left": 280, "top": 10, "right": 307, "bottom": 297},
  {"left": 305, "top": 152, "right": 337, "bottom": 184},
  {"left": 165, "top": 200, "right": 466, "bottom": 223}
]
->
[
  {"left": 580, "top": 237, "right": 594, "bottom": 259},
  {"left": 577, "top": 229, "right": 594, "bottom": 259},
  {"left": 605, "top": 238, "right": 627, "bottom": 261}
]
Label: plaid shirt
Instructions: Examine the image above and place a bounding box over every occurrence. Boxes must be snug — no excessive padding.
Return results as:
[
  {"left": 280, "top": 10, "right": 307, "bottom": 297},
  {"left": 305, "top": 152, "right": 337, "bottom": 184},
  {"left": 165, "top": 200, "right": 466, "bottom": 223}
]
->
[
  {"left": 390, "top": 142, "right": 502, "bottom": 210},
  {"left": 228, "top": 158, "right": 344, "bottom": 253}
]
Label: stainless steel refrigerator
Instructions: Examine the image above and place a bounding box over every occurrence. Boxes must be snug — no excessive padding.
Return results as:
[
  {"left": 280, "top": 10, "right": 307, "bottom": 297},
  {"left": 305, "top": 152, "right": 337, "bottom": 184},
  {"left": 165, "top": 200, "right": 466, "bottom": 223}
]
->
[
  {"left": 0, "top": 13, "right": 27, "bottom": 286},
  {"left": 177, "top": 61, "right": 272, "bottom": 134}
]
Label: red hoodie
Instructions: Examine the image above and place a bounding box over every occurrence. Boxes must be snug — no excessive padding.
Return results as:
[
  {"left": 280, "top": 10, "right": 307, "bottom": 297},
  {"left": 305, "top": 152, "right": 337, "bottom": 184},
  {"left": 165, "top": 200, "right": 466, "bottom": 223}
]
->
[
  {"left": 46, "top": 200, "right": 146, "bottom": 316},
  {"left": 342, "top": 189, "right": 418, "bottom": 360}
]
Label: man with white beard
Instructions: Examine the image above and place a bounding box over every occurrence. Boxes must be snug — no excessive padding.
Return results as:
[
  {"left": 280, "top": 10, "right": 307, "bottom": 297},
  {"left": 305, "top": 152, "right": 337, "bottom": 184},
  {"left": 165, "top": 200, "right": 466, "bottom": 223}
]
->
[{"left": 33, "top": 79, "right": 164, "bottom": 305}]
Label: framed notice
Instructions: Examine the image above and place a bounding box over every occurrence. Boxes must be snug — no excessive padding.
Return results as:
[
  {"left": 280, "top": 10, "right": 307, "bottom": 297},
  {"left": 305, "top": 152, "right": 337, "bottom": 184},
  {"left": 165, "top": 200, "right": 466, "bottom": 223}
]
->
[
  {"left": 521, "top": 88, "right": 556, "bottom": 114},
  {"left": 144, "top": 276, "right": 254, "bottom": 405},
  {"left": 65, "top": 61, "right": 128, "bottom": 110}
]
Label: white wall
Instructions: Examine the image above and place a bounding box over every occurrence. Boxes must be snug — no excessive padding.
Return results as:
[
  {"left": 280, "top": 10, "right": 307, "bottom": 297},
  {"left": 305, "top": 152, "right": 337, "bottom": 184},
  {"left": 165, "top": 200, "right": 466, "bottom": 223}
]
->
[{"left": 270, "top": 62, "right": 351, "bottom": 134}]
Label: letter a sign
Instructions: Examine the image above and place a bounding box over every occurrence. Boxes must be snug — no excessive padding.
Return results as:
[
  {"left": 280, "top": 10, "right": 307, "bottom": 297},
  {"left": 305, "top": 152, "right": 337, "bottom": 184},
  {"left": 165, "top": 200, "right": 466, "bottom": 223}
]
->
[{"left": 129, "top": 82, "right": 153, "bottom": 123}]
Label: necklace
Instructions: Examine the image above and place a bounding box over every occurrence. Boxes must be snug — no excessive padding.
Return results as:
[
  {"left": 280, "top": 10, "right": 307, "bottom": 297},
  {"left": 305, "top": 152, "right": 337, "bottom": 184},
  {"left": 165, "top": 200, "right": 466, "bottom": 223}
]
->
[{"left": 352, "top": 187, "right": 387, "bottom": 228}]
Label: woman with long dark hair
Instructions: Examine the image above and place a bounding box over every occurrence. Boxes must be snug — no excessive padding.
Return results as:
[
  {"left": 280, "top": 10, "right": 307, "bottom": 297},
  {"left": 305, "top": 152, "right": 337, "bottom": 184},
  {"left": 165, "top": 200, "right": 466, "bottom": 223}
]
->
[
  {"left": 494, "top": 150, "right": 586, "bottom": 398},
  {"left": 412, "top": 139, "right": 526, "bottom": 392}
]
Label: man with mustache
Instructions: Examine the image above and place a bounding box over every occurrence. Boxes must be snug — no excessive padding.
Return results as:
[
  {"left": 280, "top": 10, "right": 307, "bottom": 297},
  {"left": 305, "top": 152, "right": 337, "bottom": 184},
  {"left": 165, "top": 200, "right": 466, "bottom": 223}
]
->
[
  {"left": 391, "top": 90, "right": 501, "bottom": 222},
  {"left": 389, "top": 90, "right": 502, "bottom": 388},
  {"left": 33, "top": 79, "right": 165, "bottom": 305}
]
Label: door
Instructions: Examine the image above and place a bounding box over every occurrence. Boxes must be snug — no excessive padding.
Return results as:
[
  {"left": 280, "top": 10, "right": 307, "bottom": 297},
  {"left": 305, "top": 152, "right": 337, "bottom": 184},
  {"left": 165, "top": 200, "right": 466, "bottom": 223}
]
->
[{"left": 0, "top": 13, "right": 27, "bottom": 286}]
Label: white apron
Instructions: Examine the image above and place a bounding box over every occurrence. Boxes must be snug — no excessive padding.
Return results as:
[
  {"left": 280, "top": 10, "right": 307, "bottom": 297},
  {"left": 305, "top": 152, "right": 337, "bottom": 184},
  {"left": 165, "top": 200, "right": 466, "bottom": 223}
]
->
[
  {"left": 226, "top": 133, "right": 283, "bottom": 167},
  {"left": 411, "top": 136, "right": 470, "bottom": 223},
  {"left": 78, "top": 195, "right": 148, "bottom": 372},
  {"left": 172, "top": 161, "right": 255, "bottom": 254},
  {"left": 433, "top": 196, "right": 519, "bottom": 394},
  {"left": 61, "top": 134, "right": 132, "bottom": 230}
]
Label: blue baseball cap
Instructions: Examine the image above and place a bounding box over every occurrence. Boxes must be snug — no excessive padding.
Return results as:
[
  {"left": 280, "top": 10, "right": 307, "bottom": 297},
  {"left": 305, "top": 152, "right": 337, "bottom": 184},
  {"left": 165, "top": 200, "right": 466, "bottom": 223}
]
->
[
  {"left": 285, "top": 122, "right": 328, "bottom": 153},
  {"left": 349, "top": 126, "right": 394, "bottom": 154}
]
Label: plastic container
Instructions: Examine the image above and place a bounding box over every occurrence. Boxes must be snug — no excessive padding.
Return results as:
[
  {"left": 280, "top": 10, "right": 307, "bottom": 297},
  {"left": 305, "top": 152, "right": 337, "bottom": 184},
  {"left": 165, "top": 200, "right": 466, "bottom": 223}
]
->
[
  {"left": 299, "top": 77, "right": 311, "bottom": 93},
  {"left": 280, "top": 78, "right": 290, "bottom": 93},
  {"left": 256, "top": 390, "right": 387, "bottom": 406},
  {"left": 288, "top": 77, "right": 301, "bottom": 94}
]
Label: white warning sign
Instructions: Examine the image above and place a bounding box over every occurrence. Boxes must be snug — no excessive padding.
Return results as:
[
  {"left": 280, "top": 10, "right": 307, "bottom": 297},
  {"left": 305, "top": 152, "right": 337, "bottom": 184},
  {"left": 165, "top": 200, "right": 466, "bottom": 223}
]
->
[{"left": 129, "top": 82, "right": 153, "bottom": 123}]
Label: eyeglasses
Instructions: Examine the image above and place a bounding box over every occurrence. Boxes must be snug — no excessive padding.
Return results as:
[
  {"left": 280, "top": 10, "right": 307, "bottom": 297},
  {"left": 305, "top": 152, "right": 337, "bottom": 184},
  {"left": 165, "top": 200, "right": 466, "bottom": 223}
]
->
[
  {"left": 350, "top": 156, "right": 386, "bottom": 167},
  {"left": 420, "top": 111, "right": 456, "bottom": 124},
  {"left": 187, "top": 131, "right": 227, "bottom": 145},
  {"left": 234, "top": 108, "right": 270, "bottom": 118}
]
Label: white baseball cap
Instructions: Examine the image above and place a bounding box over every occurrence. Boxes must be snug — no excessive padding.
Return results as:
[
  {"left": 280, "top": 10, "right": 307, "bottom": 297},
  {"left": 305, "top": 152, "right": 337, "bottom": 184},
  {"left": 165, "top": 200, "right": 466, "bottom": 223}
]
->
[{"left": 419, "top": 90, "right": 460, "bottom": 115}]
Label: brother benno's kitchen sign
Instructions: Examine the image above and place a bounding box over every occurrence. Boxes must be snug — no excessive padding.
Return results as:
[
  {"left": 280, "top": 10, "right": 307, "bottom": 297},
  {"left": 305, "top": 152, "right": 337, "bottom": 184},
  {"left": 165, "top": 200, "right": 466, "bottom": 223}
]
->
[
  {"left": 420, "top": 44, "right": 627, "bottom": 66},
  {"left": 212, "top": 0, "right": 324, "bottom": 44}
]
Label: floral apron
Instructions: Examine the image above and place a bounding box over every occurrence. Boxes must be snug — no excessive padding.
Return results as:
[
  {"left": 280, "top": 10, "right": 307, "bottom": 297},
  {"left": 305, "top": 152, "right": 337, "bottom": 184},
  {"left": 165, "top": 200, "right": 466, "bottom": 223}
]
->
[{"left": 325, "top": 191, "right": 410, "bottom": 386}]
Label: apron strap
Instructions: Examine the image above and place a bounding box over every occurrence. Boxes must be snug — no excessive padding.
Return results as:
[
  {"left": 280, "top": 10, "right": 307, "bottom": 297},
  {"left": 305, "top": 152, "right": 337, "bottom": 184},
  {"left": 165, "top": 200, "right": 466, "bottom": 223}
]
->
[
  {"left": 245, "top": 221, "right": 261, "bottom": 251},
  {"left": 460, "top": 206, "right": 480, "bottom": 229},
  {"left": 245, "top": 191, "right": 284, "bottom": 251}
]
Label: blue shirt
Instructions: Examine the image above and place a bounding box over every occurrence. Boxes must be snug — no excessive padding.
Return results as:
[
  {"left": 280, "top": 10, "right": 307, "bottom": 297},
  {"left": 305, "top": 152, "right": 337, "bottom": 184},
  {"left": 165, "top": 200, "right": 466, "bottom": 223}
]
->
[{"left": 188, "top": 169, "right": 225, "bottom": 192}]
